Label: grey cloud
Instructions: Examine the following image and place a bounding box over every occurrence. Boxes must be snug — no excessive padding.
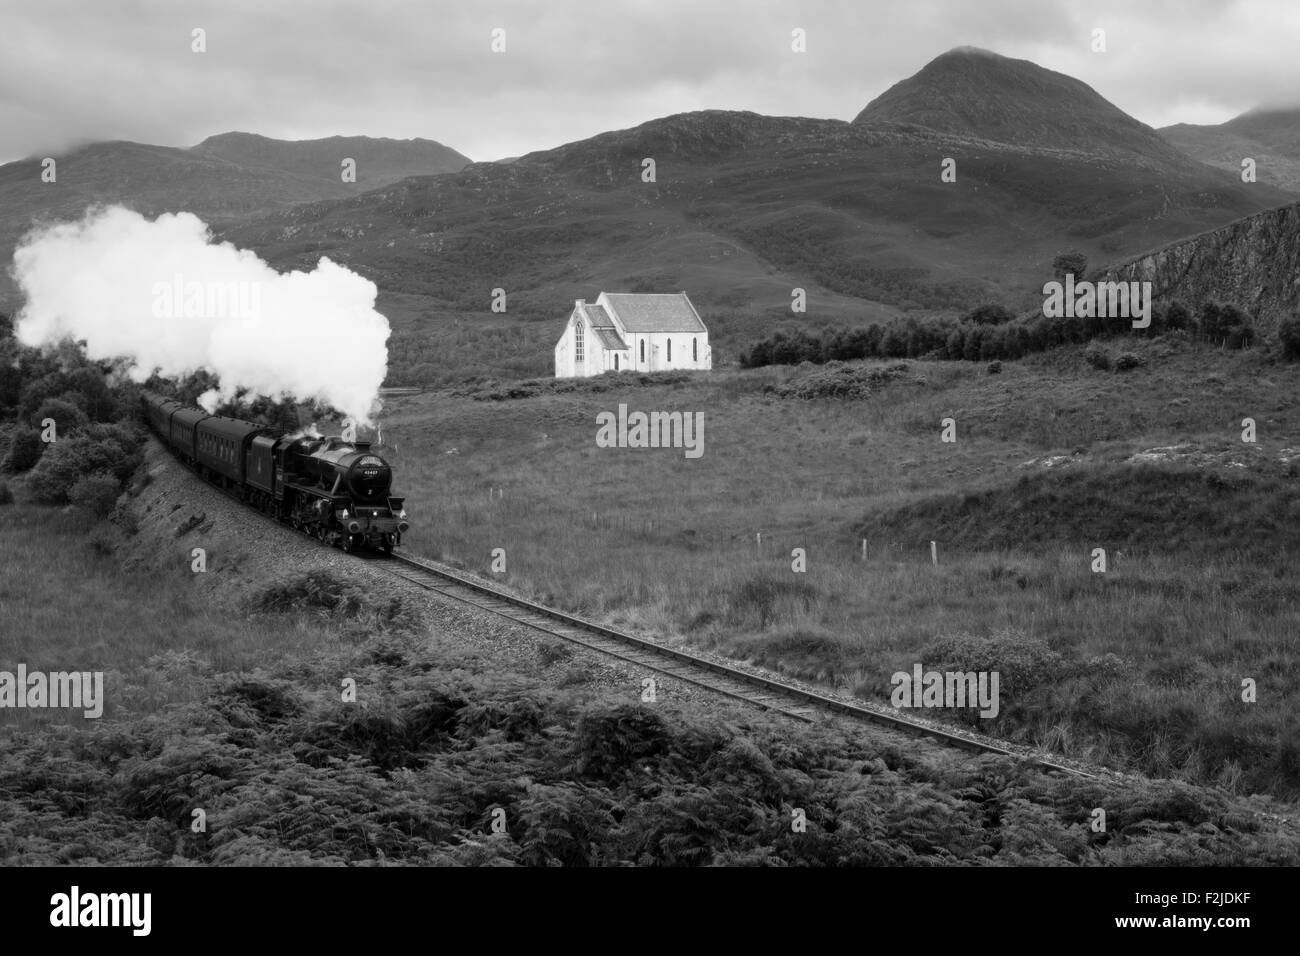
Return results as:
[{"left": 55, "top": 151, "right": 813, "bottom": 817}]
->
[{"left": 1, "top": 0, "right": 1297, "bottom": 163}]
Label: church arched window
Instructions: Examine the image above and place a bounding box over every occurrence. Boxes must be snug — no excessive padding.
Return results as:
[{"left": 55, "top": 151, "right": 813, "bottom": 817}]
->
[
  {"left": 667, "top": 339, "right": 672, "bottom": 362},
  {"left": 574, "top": 319, "right": 584, "bottom": 363},
  {"left": 693, "top": 337, "right": 698, "bottom": 361},
  {"left": 640, "top": 339, "right": 645, "bottom": 364},
  {"left": 614, "top": 354, "right": 619, "bottom": 370}
]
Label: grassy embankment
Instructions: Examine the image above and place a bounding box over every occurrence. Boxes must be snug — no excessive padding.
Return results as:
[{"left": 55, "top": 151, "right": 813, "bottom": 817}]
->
[{"left": 0, "top": 505, "right": 360, "bottom": 727}]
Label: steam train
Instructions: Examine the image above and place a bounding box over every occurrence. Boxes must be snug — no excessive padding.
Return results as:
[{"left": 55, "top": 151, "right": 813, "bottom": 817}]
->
[{"left": 140, "top": 391, "right": 409, "bottom": 553}]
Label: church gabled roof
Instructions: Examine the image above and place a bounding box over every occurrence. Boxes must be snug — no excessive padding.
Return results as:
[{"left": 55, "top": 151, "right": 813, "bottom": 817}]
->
[
  {"left": 582, "top": 303, "right": 616, "bottom": 327},
  {"left": 575, "top": 302, "right": 626, "bottom": 349},
  {"left": 600, "top": 293, "right": 707, "bottom": 333},
  {"left": 593, "top": 327, "right": 628, "bottom": 350}
]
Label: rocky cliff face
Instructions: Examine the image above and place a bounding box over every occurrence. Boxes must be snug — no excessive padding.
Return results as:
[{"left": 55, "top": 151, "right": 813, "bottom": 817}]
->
[{"left": 1098, "top": 201, "right": 1300, "bottom": 327}]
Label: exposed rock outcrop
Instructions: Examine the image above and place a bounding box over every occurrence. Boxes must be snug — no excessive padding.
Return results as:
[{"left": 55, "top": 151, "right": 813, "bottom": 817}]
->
[{"left": 1097, "top": 201, "right": 1300, "bottom": 327}]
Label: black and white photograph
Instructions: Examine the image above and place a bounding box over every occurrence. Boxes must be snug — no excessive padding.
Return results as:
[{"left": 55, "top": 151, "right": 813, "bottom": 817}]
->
[{"left": 0, "top": 0, "right": 1295, "bottom": 936}]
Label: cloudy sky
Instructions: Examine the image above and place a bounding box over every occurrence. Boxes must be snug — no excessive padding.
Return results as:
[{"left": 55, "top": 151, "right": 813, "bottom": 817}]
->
[{"left": 2, "top": 0, "right": 1298, "bottom": 164}]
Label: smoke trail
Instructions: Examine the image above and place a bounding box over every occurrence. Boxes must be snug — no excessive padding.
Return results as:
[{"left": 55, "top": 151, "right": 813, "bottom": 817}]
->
[{"left": 10, "top": 205, "right": 389, "bottom": 424}]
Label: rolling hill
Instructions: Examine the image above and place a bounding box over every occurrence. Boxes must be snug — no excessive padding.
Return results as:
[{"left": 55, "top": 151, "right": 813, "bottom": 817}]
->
[
  {"left": 0, "top": 133, "right": 470, "bottom": 308},
  {"left": 1161, "top": 107, "right": 1300, "bottom": 192},
  {"left": 189, "top": 132, "right": 468, "bottom": 186}
]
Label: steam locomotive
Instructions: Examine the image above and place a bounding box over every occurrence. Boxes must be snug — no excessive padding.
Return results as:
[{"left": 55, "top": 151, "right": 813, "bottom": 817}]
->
[{"left": 140, "top": 391, "right": 409, "bottom": 553}]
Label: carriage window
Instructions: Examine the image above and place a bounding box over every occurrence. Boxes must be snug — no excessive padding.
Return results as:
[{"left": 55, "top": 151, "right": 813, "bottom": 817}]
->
[{"left": 574, "top": 319, "right": 584, "bottom": 363}]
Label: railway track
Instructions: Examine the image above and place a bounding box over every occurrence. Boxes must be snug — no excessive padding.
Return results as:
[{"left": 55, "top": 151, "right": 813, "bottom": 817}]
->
[
  {"left": 381, "top": 552, "right": 1095, "bottom": 779},
  {"left": 146, "top": 435, "right": 1093, "bottom": 779}
]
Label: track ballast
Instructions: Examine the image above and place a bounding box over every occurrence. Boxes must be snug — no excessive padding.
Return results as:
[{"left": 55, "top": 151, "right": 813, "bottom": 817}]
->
[{"left": 382, "top": 553, "right": 1095, "bottom": 780}]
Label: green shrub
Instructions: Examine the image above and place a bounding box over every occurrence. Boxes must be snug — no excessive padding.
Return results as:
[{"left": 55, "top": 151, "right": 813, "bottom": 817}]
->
[
  {"left": 772, "top": 361, "right": 912, "bottom": 400},
  {"left": 966, "top": 303, "right": 1015, "bottom": 325},
  {"left": 1197, "top": 301, "right": 1254, "bottom": 347},
  {"left": 69, "top": 471, "right": 122, "bottom": 518},
  {"left": 921, "top": 629, "right": 1070, "bottom": 698},
  {"left": 574, "top": 705, "right": 676, "bottom": 780},
  {"left": 1197, "top": 301, "right": 1223, "bottom": 340},
  {"left": 1, "top": 427, "right": 44, "bottom": 473},
  {"left": 1219, "top": 305, "right": 1255, "bottom": 349},
  {"left": 86, "top": 523, "right": 120, "bottom": 556},
  {"left": 986, "top": 360, "right": 1002, "bottom": 375},
  {"left": 0, "top": 480, "right": 12, "bottom": 506},
  {"left": 256, "top": 570, "right": 366, "bottom": 617},
  {"left": 1114, "top": 352, "right": 1147, "bottom": 371},
  {"left": 1225, "top": 324, "right": 1256, "bottom": 350},
  {"left": 1279, "top": 314, "right": 1300, "bottom": 361},
  {"left": 255, "top": 570, "right": 416, "bottom": 629},
  {"left": 1164, "top": 299, "right": 1192, "bottom": 331},
  {"left": 0, "top": 353, "right": 21, "bottom": 412},
  {"left": 26, "top": 424, "right": 143, "bottom": 504},
  {"left": 1052, "top": 251, "right": 1088, "bottom": 282},
  {"left": 537, "top": 640, "right": 575, "bottom": 667},
  {"left": 725, "top": 575, "right": 821, "bottom": 628},
  {"left": 30, "top": 397, "right": 89, "bottom": 436},
  {"left": 516, "top": 783, "right": 616, "bottom": 867},
  {"left": 17, "top": 367, "right": 117, "bottom": 423},
  {"left": 1083, "top": 342, "right": 1112, "bottom": 370}
]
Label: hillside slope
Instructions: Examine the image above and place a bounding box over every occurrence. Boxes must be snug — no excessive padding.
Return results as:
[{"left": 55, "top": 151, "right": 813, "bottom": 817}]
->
[
  {"left": 1162, "top": 107, "right": 1300, "bottom": 192},
  {"left": 0, "top": 133, "right": 469, "bottom": 309},
  {"left": 190, "top": 132, "right": 469, "bottom": 186}
]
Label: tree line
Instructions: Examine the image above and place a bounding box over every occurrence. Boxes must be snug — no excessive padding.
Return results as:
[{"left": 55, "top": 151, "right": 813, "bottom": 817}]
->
[{"left": 740, "top": 299, "right": 1268, "bottom": 368}]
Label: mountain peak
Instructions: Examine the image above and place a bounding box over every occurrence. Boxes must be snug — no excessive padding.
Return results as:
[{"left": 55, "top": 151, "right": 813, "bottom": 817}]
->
[
  {"left": 943, "top": 45, "right": 1003, "bottom": 58},
  {"left": 194, "top": 131, "right": 271, "bottom": 148},
  {"left": 853, "top": 49, "right": 1184, "bottom": 162}
]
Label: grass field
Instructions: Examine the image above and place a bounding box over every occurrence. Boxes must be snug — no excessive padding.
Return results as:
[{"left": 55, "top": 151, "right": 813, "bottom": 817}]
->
[
  {"left": 3, "top": 471, "right": 1299, "bottom": 865},
  {"left": 375, "top": 333, "right": 1300, "bottom": 798}
]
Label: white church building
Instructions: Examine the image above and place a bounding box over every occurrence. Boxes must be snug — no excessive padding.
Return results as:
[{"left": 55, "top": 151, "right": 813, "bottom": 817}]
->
[{"left": 554, "top": 292, "right": 712, "bottom": 378}]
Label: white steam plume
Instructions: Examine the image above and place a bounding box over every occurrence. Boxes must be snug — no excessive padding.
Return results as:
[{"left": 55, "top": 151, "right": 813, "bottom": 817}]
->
[{"left": 10, "top": 205, "right": 389, "bottom": 424}]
